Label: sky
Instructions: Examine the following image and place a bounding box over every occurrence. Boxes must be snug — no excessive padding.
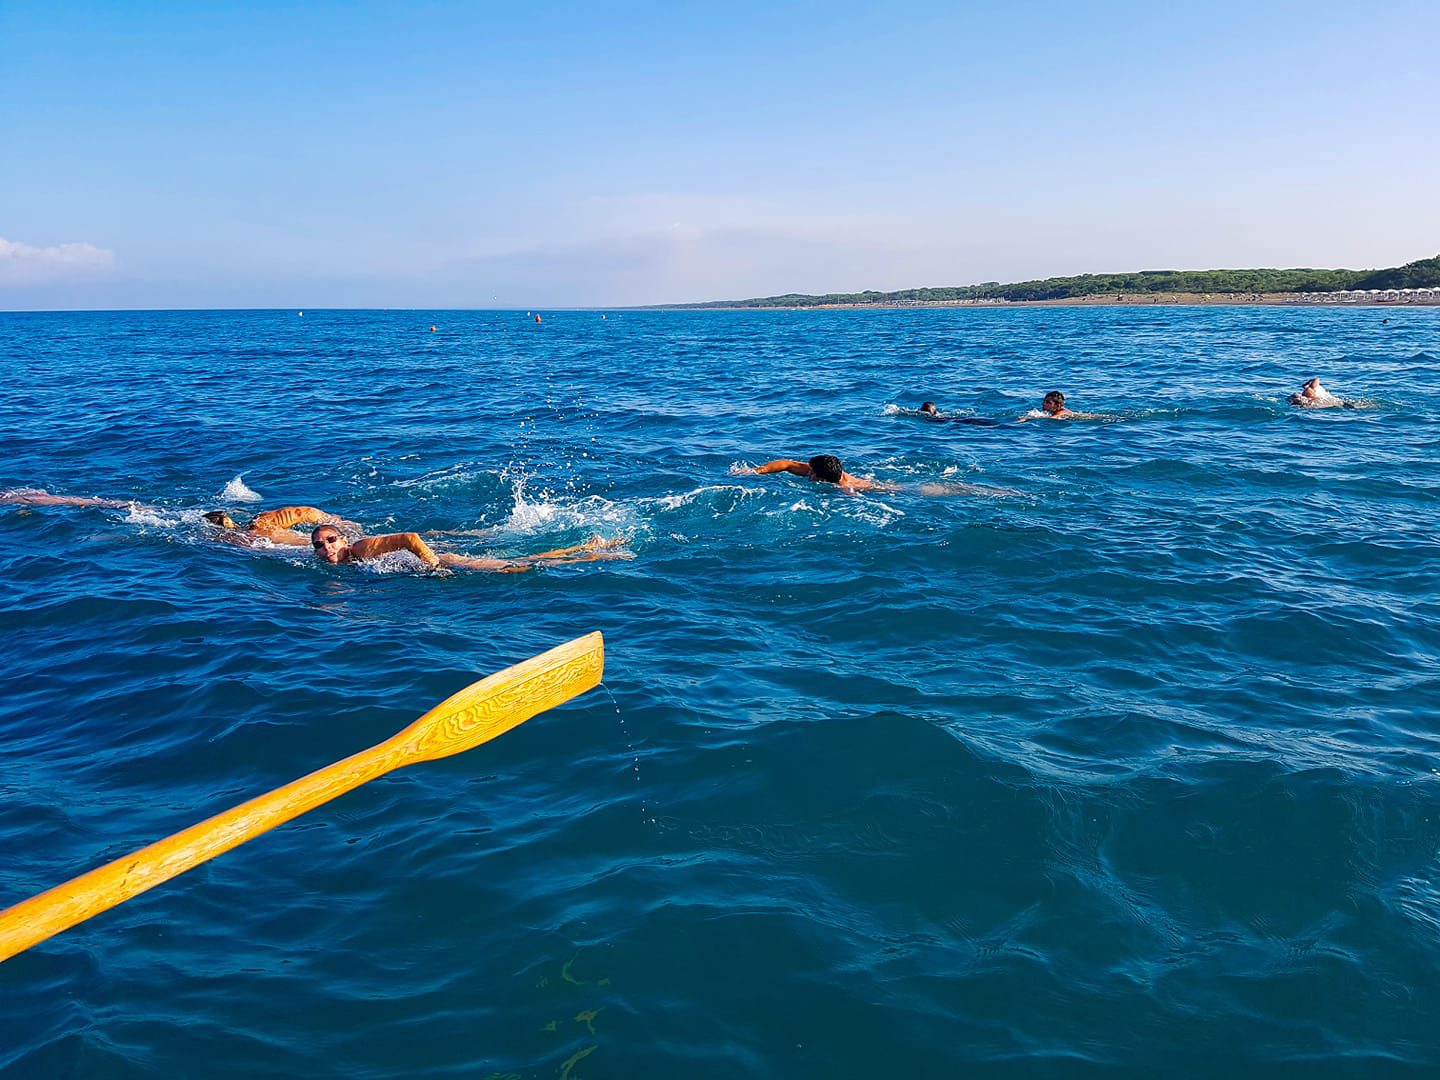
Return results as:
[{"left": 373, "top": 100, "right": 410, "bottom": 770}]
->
[{"left": 3, "top": 0, "right": 1438, "bottom": 309}]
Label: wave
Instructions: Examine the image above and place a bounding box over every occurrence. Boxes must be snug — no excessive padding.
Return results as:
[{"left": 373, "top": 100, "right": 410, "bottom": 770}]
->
[{"left": 220, "top": 475, "right": 263, "bottom": 503}]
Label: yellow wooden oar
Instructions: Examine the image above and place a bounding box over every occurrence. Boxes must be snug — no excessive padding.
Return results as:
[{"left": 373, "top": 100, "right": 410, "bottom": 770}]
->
[{"left": 0, "top": 631, "right": 604, "bottom": 963}]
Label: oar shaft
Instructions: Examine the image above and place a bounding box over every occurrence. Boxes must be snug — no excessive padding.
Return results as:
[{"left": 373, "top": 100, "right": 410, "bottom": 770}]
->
[
  {"left": 0, "top": 744, "right": 388, "bottom": 962},
  {"left": 0, "top": 632, "right": 604, "bottom": 963}
]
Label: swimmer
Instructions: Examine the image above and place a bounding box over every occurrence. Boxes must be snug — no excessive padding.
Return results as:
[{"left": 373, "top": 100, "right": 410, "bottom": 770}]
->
[
  {"left": 309, "top": 525, "right": 631, "bottom": 572},
  {"left": 735, "top": 455, "right": 1012, "bottom": 496},
  {"left": 913, "top": 402, "right": 999, "bottom": 427},
  {"left": 1288, "top": 377, "right": 1347, "bottom": 408},
  {"left": 204, "top": 506, "right": 360, "bottom": 547},
  {"left": 1017, "top": 391, "right": 1075, "bottom": 421},
  {"left": 1, "top": 488, "right": 134, "bottom": 510},
  {"left": 736, "top": 455, "right": 894, "bottom": 494}
]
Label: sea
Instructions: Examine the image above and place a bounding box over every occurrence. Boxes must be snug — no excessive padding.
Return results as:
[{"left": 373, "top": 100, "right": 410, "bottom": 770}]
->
[{"left": 1, "top": 305, "right": 1437, "bottom": 1078}]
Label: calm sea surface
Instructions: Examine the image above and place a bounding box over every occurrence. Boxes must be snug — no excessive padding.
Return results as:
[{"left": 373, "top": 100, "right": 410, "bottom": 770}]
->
[{"left": 1, "top": 306, "right": 1438, "bottom": 1078}]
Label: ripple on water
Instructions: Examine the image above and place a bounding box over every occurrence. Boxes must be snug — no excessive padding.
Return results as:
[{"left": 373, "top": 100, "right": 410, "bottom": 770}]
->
[{"left": 2, "top": 307, "right": 1440, "bottom": 1076}]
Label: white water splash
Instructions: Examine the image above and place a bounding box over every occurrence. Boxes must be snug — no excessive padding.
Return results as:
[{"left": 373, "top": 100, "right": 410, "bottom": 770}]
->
[
  {"left": 504, "top": 490, "right": 635, "bottom": 537},
  {"left": 220, "top": 475, "right": 263, "bottom": 503},
  {"left": 124, "top": 504, "right": 180, "bottom": 527}
]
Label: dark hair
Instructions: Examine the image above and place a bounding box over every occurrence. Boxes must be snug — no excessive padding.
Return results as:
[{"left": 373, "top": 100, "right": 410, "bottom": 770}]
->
[
  {"left": 808, "top": 455, "right": 844, "bottom": 483},
  {"left": 203, "top": 510, "right": 239, "bottom": 528},
  {"left": 920, "top": 401, "right": 938, "bottom": 415},
  {"left": 1042, "top": 391, "right": 1066, "bottom": 410},
  {"left": 311, "top": 524, "right": 343, "bottom": 540}
]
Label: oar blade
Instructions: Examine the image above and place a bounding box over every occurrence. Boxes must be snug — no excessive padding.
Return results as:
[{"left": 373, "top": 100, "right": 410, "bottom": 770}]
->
[{"left": 395, "top": 631, "right": 605, "bottom": 763}]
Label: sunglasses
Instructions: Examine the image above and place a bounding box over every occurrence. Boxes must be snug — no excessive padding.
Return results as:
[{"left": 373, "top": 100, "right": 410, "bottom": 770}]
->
[{"left": 312, "top": 536, "right": 343, "bottom": 549}]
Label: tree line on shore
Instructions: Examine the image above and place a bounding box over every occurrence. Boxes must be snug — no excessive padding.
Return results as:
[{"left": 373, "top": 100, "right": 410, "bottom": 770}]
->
[{"left": 673, "top": 255, "right": 1440, "bottom": 308}]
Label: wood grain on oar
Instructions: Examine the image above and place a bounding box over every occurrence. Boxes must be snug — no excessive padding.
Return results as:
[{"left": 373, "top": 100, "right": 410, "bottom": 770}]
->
[{"left": 0, "top": 631, "right": 603, "bottom": 963}]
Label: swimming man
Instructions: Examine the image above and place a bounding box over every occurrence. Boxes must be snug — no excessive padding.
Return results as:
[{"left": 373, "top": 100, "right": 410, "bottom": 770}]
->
[
  {"left": 737, "top": 455, "right": 893, "bottom": 494},
  {"left": 1017, "top": 391, "right": 1075, "bottom": 420},
  {"left": 915, "top": 402, "right": 999, "bottom": 427},
  {"left": 309, "top": 525, "right": 630, "bottom": 572},
  {"left": 737, "top": 454, "right": 1017, "bottom": 497},
  {"left": 1289, "top": 377, "right": 1348, "bottom": 408}
]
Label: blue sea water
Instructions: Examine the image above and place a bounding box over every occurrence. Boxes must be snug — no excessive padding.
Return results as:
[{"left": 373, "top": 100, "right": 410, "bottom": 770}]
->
[{"left": 1, "top": 305, "right": 1438, "bottom": 1078}]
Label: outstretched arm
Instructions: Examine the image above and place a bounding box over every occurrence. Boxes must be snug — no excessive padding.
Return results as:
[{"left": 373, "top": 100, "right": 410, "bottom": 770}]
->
[{"left": 738, "top": 459, "right": 812, "bottom": 477}]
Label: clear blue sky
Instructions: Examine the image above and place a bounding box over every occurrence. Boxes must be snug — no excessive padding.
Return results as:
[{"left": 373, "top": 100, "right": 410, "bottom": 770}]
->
[{"left": 3, "top": 0, "right": 1437, "bottom": 309}]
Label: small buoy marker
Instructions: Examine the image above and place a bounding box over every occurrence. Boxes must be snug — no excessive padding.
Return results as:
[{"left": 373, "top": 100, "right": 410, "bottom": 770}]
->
[
  {"left": 430, "top": 326, "right": 437, "bottom": 332},
  {"left": 535, "top": 314, "right": 542, "bottom": 323}
]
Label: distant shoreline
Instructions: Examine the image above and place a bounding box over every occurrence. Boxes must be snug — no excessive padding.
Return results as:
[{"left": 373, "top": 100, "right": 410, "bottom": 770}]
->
[
  {"left": 659, "top": 255, "right": 1440, "bottom": 310},
  {"left": 656, "top": 292, "right": 1440, "bottom": 311}
]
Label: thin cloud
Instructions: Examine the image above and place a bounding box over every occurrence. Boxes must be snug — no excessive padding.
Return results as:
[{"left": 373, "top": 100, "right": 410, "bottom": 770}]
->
[{"left": 0, "top": 237, "right": 116, "bottom": 285}]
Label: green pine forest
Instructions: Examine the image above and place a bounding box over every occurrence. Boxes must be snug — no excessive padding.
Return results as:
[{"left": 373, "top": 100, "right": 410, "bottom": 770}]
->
[{"left": 670, "top": 255, "right": 1440, "bottom": 308}]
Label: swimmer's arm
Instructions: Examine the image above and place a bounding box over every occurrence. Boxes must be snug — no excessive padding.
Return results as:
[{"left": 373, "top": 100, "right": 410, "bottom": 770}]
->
[
  {"left": 746, "top": 459, "right": 812, "bottom": 476},
  {"left": 349, "top": 532, "right": 443, "bottom": 569}
]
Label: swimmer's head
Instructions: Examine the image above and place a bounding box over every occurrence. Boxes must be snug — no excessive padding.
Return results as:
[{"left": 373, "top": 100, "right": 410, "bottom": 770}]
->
[
  {"left": 808, "top": 455, "right": 845, "bottom": 484},
  {"left": 1042, "top": 391, "right": 1066, "bottom": 414},
  {"left": 1289, "top": 392, "right": 1307, "bottom": 406},
  {"left": 204, "top": 510, "right": 239, "bottom": 529},
  {"left": 310, "top": 525, "right": 349, "bottom": 564},
  {"left": 919, "top": 401, "right": 938, "bottom": 415}
]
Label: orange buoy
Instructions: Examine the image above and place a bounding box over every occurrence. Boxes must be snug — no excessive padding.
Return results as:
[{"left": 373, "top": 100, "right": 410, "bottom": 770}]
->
[
  {"left": 430, "top": 326, "right": 437, "bottom": 332},
  {"left": 535, "top": 314, "right": 542, "bottom": 323}
]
